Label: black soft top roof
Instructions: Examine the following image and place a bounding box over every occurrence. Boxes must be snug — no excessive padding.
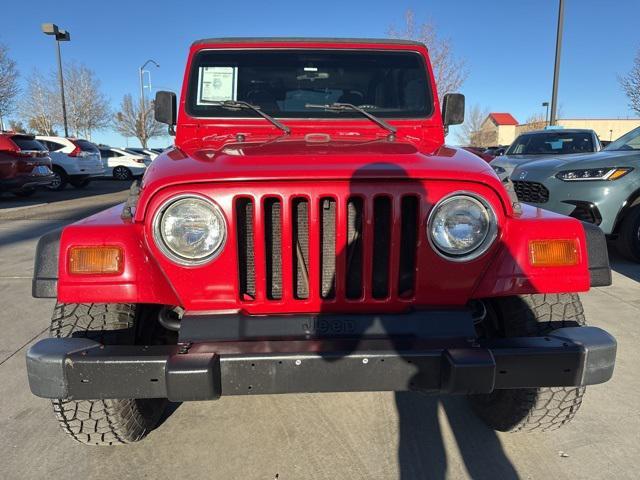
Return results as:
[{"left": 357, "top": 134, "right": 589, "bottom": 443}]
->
[{"left": 192, "top": 37, "right": 425, "bottom": 48}]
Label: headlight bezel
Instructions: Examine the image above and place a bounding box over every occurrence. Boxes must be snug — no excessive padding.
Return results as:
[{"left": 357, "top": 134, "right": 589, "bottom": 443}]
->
[
  {"left": 152, "top": 193, "right": 227, "bottom": 266},
  {"left": 427, "top": 191, "right": 499, "bottom": 262}
]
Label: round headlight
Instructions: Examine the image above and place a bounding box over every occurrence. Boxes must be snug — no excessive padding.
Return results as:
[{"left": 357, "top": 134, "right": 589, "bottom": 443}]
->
[
  {"left": 154, "top": 195, "right": 226, "bottom": 265},
  {"left": 428, "top": 193, "right": 497, "bottom": 261}
]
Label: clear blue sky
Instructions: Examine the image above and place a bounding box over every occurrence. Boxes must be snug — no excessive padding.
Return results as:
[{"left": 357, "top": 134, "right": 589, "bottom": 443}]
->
[{"left": 3, "top": 0, "right": 639, "bottom": 147}]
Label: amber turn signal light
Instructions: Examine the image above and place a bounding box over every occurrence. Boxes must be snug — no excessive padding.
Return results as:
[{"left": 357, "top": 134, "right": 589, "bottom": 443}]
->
[
  {"left": 529, "top": 239, "right": 579, "bottom": 267},
  {"left": 69, "top": 246, "right": 123, "bottom": 275}
]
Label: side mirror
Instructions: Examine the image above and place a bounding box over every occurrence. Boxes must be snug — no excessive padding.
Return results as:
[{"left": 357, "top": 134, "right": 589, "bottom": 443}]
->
[
  {"left": 442, "top": 93, "right": 465, "bottom": 127},
  {"left": 155, "top": 91, "right": 177, "bottom": 134}
]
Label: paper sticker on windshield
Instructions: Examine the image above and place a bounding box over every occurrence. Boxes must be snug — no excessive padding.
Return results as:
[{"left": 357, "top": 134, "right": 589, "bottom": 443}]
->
[{"left": 197, "top": 67, "right": 237, "bottom": 104}]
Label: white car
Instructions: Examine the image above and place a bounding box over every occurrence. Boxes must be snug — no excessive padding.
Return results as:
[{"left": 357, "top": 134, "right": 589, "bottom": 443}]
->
[
  {"left": 125, "top": 147, "right": 158, "bottom": 160},
  {"left": 36, "top": 136, "right": 105, "bottom": 190},
  {"left": 98, "top": 146, "right": 150, "bottom": 180}
]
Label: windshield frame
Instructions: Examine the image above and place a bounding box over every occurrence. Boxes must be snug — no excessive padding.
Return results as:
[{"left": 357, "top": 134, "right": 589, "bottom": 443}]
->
[
  {"left": 505, "top": 131, "right": 595, "bottom": 156},
  {"left": 185, "top": 48, "right": 434, "bottom": 121},
  {"left": 603, "top": 126, "right": 640, "bottom": 152}
]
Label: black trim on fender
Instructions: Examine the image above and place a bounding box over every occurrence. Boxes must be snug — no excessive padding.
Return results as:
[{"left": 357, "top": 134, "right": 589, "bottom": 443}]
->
[
  {"left": 32, "top": 229, "right": 62, "bottom": 298},
  {"left": 582, "top": 222, "right": 612, "bottom": 287}
]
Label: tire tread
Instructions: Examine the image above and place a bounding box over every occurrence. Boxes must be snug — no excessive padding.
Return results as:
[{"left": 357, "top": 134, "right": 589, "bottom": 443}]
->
[
  {"left": 50, "top": 303, "right": 160, "bottom": 445},
  {"left": 469, "top": 293, "right": 587, "bottom": 433}
]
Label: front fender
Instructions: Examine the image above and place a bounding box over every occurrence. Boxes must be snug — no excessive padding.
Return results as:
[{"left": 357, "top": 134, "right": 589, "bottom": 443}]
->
[
  {"left": 472, "top": 204, "right": 610, "bottom": 298},
  {"left": 33, "top": 204, "right": 180, "bottom": 305}
]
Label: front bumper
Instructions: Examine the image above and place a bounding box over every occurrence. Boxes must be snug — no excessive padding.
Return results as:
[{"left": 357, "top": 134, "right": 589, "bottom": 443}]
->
[{"left": 26, "top": 323, "right": 616, "bottom": 402}]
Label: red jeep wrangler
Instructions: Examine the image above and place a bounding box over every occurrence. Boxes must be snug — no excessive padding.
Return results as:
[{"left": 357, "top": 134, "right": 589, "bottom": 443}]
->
[{"left": 27, "top": 38, "right": 616, "bottom": 445}]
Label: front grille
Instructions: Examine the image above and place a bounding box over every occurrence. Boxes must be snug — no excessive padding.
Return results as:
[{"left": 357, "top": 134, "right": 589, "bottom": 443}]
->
[
  {"left": 235, "top": 193, "right": 420, "bottom": 303},
  {"left": 512, "top": 181, "right": 550, "bottom": 204}
]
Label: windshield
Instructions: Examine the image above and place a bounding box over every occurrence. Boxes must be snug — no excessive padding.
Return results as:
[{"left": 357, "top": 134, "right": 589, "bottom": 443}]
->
[
  {"left": 506, "top": 131, "right": 594, "bottom": 155},
  {"left": 604, "top": 127, "right": 640, "bottom": 151},
  {"left": 187, "top": 50, "right": 432, "bottom": 119}
]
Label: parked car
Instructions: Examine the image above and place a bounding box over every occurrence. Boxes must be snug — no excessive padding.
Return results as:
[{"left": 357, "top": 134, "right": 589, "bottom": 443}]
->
[
  {"left": 98, "top": 146, "right": 150, "bottom": 180},
  {"left": 125, "top": 147, "right": 158, "bottom": 160},
  {"left": 0, "top": 132, "right": 55, "bottom": 196},
  {"left": 27, "top": 37, "right": 616, "bottom": 446},
  {"left": 36, "top": 136, "right": 104, "bottom": 190},
  {"left": 511, "top": 125, "right": 640, "bottom": 261},
  {"left": 462, "top": 146, "right": 494, "bottom": 162},
  {"left": 490, "top": 129, "right": 602, "bottom": 181},
  {"left": 484, "top": 145, "right": 508, "bottom": 156}
]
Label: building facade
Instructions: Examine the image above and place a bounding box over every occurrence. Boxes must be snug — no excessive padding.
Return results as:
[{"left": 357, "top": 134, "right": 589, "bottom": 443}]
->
[{"left": 472, "top": 113, "right": 640, "bottom": 147}]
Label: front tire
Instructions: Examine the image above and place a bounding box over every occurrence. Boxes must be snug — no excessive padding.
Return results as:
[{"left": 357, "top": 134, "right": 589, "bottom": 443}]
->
[
  {"left": 616, "top": 204, "right": 640, "bottom": 262},
  {"left": 468, "top": 294, "right": 587, "bottom": 432},
  {"left": 50, "top": 303, "right": 167, "bottom": 445}
]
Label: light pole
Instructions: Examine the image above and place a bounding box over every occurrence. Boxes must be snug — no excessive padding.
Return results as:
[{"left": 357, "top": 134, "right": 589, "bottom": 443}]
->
[
  {"left": 549, "top": 0, "right": 564, "bottom": 126},
  {"left": 139, "top": 59, "right": 160, "bottom": 112},
  {"left": 542, "top": 102, "right": 550, "bottom": 126},
  {"left": 42, "top": 24, "right": 70, "bottom": 137}
]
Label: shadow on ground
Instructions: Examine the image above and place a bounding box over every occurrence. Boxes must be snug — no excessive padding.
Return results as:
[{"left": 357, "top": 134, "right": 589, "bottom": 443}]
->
[
  {"left": 0, "top": 178, "right": 130, "bottom": 210},
  {"left": 609, "top": 248, "right": 640, "bottom": 283},
  {"left": 396, "top": 393, "right": 519, "bottom": 479}
]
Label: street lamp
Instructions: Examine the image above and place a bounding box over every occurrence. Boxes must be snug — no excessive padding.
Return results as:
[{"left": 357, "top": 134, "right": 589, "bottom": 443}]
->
[
  {"left": 549, "top": 0, "right": 565, "bottom": 126},
  {"left": 42, "top": 23, "right": 70, "bottom": 137},
  {"left": 542, "top": 102, "right": 550, "bottom": 126},
  {"left": 139, "top": 59, "right": 160, "bottom": 112}
]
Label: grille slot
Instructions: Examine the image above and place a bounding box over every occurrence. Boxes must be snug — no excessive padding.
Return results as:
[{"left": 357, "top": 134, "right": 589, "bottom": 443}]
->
[
  {"left": 346, "top": 197, "right": 364, "bottom": 299},
  {"left": 320, "top": 198, "right": 336, "bottom": 299},
  {"left": 236, "top": 198, "right": 255, "bottom": 300},
  {"left": 292, "top": 198, "right": 309, "bottom": 299},
  {"left": 264, "top": 198, "right": 282, "bottom": 300},
  {"left": 513, "top": 181, "right": 550, "bottom": 204},
  {"left": 372, "top": 197, "right": 392, "bottom": 299},
  {"left": 398, "top": 195, "right": 419, "bottom": 297}
]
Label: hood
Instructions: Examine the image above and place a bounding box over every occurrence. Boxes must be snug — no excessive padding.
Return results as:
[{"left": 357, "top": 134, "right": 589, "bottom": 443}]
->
[
  {"left": 142, "top": 137, "right": 501, "bottom": 189},
  {"left": 512, "top": 149, "right": 640, "bottom": 174},
  {"left": 492, "top": 152, "right": 593, "bottom": 169}
]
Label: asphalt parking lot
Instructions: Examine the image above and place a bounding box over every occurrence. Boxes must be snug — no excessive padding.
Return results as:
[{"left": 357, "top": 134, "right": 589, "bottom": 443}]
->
[{"left": 0, "top": 184, "right": 639, "bottom": 480}]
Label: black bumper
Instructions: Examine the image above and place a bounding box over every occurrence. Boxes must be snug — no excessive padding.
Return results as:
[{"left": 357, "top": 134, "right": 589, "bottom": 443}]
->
[
  {"left": 26, "top": 326, "right": 616, "bottom": 402},
  {"left": 0, "top": 173, "right": 55, "bottom": 191}
]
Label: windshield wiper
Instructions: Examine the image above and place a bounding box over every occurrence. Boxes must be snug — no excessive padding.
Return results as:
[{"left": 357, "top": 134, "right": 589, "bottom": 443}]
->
[
  {"left": 305, "top": 102, "right": 397, "bottom": 136},
  {"left": 200, "top": 100, "right": 290, "bottom": 134}
]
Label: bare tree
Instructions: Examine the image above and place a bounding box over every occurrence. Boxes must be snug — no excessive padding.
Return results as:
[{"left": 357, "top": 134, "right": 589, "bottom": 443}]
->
[
  {"left": 388, "top": 9, "right": 467, "bottom": 96},
  {"left": 64, "top": 63, "right": 111, "bottom": 139},
  {"left": 619, "top": 47, "right": 640, "bottom": 116},
  {"left": 113, "top": 94, "right": 166, "bottom": 148},
  {"left": 0, "top": 43, "right": 19, "bottom": 131},
  {"left": 8, "top": 119, "right": 28, "bottom": 133},
  {"left": 517, "top": 113, "right": 547, "bottom": 134},
  {"left": 20, "top": 69, "right": 60, "bottom": 135},
  {"left": 455, "top": 104, "right": 489, "bottom": 145}
]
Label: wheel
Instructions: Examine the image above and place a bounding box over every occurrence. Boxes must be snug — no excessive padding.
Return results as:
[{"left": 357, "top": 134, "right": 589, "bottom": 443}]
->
[
  {"left": 70, "top": 178, "right": 91, "bottom": 189},
  {"left": 13, "top": 188, "right": 36, "bottom": 197},
  {"left": 113, "top": 166, "right": 133, "bottom": 181},
  {"left": 616, "top": 204, "right": 640, "bottom": 262},
  {"left": 468, "top": 293, "right": 586, "bottom": 432},
  {"left": 49, "top": 303, "right": 168, "bottom": 445},
  {"left": 47, "top": 166, "right": 68, "bottom": 191}
]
